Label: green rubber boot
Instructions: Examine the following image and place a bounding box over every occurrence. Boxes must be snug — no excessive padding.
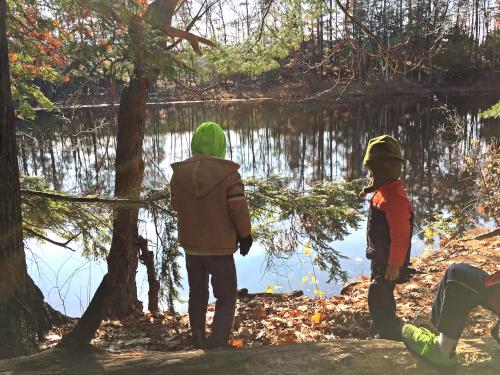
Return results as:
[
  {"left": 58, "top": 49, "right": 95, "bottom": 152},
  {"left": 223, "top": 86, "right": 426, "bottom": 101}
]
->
[{"left": 402, "top": 324, "right": 457, "bottom": 367}]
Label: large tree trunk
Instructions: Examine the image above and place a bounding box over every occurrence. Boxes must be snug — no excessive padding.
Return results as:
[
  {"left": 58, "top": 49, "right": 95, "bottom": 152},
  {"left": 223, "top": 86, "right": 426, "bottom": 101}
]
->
[
  {"left": 59, "top": 73, "right": 151, "bottom": 348},
  {"left": 59, "top": 1, "right": 184, "bottom": 348},
  {"left": 58, "top": 274, "right": 113, "bottom": 349},
  {"left": 107, "top": 72, "right": 150, "bottom": 317},
  {"left": 0, "top": 0, "right": 51, "bottom": 359}
]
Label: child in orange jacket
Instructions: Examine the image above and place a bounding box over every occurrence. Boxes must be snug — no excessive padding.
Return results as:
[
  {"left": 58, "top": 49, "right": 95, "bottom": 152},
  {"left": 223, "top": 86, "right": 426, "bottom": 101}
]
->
[{"left": 361, "top": 135, "right": 414, "bottom": 341}]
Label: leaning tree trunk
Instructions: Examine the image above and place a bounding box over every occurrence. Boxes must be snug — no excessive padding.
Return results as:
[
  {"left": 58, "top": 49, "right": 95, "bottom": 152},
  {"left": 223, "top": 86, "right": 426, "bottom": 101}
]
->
[
  {"left": 59, "top": 0, "right": 212, "bottom": 348},
  {"left": 59, "top": 72, "right": 151, "bottom": 348},
  {"left": 107, "top": 72, "right": 150, "bottom": 317},
  {"left": 0, "top": 0, "right": 51, "bottom": 358}
]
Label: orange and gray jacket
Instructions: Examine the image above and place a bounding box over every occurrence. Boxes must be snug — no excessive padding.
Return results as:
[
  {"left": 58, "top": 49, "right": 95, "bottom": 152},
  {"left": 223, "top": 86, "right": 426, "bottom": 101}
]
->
[
  {"left": 170, "top": 155, "right": 251, "bottom": 255},
  {"left": 366, "top": 179, "right": 414, "bottom": 282}
]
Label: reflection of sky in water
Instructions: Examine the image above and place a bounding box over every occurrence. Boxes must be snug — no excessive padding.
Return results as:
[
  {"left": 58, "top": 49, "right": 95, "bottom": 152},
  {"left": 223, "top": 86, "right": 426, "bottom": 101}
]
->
[
  {"left": 27, "top": 219, "right": 425, "bottom": 317},
  {"left": 22, "top": 97, "right": 498, "bottom": 317}
]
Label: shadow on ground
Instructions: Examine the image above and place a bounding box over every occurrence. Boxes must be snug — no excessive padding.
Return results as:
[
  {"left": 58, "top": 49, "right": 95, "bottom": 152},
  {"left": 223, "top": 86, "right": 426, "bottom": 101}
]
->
[{"left": 0, "top": 338, "right": 498, "bottom": 374}]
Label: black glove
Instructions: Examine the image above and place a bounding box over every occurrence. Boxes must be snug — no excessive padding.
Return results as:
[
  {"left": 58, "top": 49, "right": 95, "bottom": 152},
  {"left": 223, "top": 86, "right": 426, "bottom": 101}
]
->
[{"left": 238, "top": 235, "right": 253, "bottom": 256}]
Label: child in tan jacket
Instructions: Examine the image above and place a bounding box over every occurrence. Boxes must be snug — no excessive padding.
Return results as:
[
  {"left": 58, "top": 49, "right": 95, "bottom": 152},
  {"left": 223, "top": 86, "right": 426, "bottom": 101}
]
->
[{"left": 170, "top": 122, "right": 252, "bottom": 348}]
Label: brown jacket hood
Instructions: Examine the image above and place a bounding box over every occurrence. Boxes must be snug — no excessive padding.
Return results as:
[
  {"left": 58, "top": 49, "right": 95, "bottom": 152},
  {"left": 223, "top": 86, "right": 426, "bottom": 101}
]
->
[
  {"left": 170, "top": 154, "right": 251, "bottom": 255},
  {"left": 171, "top": 155, "right": 240, "bottom": 198}
]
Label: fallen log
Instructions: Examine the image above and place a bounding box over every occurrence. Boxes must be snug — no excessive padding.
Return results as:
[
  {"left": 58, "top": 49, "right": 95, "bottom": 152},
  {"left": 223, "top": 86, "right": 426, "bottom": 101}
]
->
[
  {"left": 340, "top": 281, "right": 366, "bottom": 296},
  {"left": 469, "top": 228, "right": 500, "bottom": 241},
  {"left": 237, "top": 288, "right": 303, "bottom": 302}
]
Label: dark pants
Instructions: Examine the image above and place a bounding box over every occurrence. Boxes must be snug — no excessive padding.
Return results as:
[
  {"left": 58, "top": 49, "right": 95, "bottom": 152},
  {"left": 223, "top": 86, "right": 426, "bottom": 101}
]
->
[
  {"left": 185, "top": 254, "right": 237, "bottom": 344},
  {"left": 368, "top": 274, "right": 402, "bottom": 341},
  {"left": 431, "top": 263, "right": 488, "bottom": 339}
]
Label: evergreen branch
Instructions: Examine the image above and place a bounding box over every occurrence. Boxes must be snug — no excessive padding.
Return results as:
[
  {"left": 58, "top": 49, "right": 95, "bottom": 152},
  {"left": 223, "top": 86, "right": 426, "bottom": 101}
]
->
[
  {"left": 20, "top": 189, "right": 168, "bottom": 206},
  {"left": 24, "top": 226, "right": 77, "bottom": 251}
]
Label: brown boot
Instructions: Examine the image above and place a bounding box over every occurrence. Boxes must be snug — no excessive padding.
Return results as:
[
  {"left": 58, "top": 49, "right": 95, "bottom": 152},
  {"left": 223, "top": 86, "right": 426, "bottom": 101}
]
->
[
  {"left": 205, "top": 336, "right": 230, "bottom": 349},
  {"left": 191, "top": 331, "right": 207, "bottom": 349}
]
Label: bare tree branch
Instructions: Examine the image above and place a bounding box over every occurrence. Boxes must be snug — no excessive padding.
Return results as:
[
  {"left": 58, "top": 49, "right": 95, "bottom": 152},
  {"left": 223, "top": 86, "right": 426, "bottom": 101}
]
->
[{"left": 24, "top": 226, "right": 77, "bottom": 251}]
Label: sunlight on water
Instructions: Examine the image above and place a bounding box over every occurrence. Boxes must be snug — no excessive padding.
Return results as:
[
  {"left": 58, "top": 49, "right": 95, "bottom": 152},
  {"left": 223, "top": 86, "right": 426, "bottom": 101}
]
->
[{"left": 20, "top": 95, "right": 499, "bottom": 316}]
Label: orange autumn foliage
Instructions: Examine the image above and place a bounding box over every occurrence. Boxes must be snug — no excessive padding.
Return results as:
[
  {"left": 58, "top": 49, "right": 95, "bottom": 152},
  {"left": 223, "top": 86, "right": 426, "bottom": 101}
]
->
[{"left": 228, "top": 337, "right": 245, "bottom": 348}]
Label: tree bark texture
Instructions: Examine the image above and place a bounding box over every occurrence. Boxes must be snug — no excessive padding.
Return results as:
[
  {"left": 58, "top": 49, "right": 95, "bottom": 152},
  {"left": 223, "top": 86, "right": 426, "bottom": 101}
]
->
[
  {"left": 106, "top": 73, "right": 150, "bottom": 317},
  {"left": 59, "top": 0, "right": 187, "bottom": 347},
  {"left": 0, "top": 0, "right": 50, "bottom": 358},
  {"left": 59, "top": 74, "right": 151, "bottom": 349},
  {"left": 58, "top": 274, "right": 113, "bottom": 349}
]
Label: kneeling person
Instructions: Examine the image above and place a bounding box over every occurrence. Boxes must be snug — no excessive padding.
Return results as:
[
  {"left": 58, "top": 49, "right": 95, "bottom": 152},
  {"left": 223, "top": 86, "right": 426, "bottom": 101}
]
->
[{"left": 403, "top": 263, "right": 500, "bottom": 367}]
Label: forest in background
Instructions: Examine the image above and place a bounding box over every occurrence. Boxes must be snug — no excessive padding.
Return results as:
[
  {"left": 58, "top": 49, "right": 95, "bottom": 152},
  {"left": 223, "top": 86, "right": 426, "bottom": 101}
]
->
[{"left": 5, "top": 0, "right": 500, "bottom": 114}]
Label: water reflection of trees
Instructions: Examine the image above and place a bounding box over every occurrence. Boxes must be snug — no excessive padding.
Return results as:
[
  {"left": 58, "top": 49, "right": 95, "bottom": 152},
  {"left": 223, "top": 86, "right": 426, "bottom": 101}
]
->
[
  {"left": 17, "top": 109, "right": 116, "bottom": 195},
  {"left": 17, "top": 97, "right": 500, "bottom": 233}
]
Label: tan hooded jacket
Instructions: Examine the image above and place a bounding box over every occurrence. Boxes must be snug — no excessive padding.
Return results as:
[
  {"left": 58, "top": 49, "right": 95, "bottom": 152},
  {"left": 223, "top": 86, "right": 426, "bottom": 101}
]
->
[{"left": 170, "top": 155, "right": 252, "bottom": 255}]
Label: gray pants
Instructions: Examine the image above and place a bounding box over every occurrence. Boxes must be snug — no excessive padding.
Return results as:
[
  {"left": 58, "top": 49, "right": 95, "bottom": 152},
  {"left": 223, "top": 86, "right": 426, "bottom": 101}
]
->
[
  {"left": 431, "top": 263, "right": 489, "bottom": 339},
  {"left": 185, "top": 254, "right": 237, "bottom": 344}
]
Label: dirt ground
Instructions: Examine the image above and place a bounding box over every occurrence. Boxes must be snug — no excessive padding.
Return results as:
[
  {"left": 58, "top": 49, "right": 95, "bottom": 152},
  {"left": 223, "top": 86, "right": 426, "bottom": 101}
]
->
[{"left": 0, "top": 337, "right": 498, "bottom": 374}]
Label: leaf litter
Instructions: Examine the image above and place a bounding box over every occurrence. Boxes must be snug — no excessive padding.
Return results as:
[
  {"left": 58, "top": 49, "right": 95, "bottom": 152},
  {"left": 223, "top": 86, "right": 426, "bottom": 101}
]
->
[{"left": 39, "top": 229, "right": 499, "bottom": 352}]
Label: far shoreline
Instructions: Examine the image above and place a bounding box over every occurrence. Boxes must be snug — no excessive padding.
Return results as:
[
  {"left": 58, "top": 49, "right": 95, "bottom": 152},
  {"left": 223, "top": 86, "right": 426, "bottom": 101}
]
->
[{"left": 26, "top": 76, "right": 500, "bottom": 113}]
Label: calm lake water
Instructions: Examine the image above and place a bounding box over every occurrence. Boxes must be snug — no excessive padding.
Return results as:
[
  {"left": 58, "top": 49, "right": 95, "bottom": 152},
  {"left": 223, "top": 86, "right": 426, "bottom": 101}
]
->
[{"left": 18, "top": 95, "right": 500, "bottom": 317}]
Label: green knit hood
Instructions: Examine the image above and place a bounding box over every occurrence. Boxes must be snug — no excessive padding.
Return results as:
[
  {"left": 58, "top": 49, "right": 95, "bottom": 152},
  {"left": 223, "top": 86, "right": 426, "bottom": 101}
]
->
[
  {"left": 361, "top": 135, "right": 405, "bottom": 196},
  {"left": 191, "top": 122, "right": 227, "bottom": 159}
]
